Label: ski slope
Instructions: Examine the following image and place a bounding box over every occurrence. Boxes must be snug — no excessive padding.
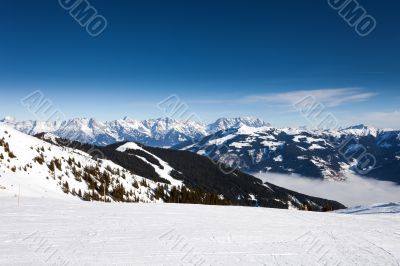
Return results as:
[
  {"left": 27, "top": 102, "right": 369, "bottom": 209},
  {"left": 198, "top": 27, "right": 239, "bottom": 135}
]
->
[
  {"left": 337, "top": 202, "right": 400, "bottom": 215},
  {"left": 0, "top": 124, "right": 181, "bottom": 203},
  {"left": 1, "top": 197, "right": 399, "bottom": 265}
]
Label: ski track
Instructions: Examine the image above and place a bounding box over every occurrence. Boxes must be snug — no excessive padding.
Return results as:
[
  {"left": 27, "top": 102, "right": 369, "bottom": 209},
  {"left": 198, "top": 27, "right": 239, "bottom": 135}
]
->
[{"left": 0, "top": 198, "right": 399, "bottom": 266}]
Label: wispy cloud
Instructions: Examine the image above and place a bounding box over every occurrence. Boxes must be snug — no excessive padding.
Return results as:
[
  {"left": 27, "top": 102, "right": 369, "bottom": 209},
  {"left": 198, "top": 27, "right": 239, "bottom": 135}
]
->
[
  {"left": 360, "top": 110, "right": 400, "bottom": 129},
  {"left": 241, "top": 88, "right": 376, "bottom": 107}
]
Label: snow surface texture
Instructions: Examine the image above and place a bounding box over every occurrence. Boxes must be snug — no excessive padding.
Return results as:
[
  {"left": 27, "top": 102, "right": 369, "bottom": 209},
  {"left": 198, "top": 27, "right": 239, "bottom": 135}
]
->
[
  {"left": 337, "top": 202, "right": 400, "bottom": 215},
  {"left": 0, "top": 198, "right": 399, "bottom": 265}
]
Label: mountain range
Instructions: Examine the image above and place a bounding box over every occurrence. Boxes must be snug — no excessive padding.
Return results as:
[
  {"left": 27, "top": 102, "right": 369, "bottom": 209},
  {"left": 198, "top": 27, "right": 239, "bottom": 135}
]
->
[
  {"left": 179, "top": 124, "right": 400, "bottom": 184},
  {"left": 2, "top": 117, "right": 399, "bottom": 184},
  {"left": 1, "top": 116, "right": 270, "bottom": 147},
  {"left": 0, "top": 124, "right": 344, "bottom": 211}
]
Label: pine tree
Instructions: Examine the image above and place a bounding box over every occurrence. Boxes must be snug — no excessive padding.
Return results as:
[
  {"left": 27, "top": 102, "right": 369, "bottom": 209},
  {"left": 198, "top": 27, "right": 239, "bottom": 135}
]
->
[
  {"left": 33, "top": 153, "right": 45, "bottom": 165},
  {"left": 140, "top": 178, "right": 148, "bottom": 187},
  {"left": 154, "top": 184, "right": 165, "bottom": 200},
  {"left": 48, "top": 161, "right": 55, "bottom": 172},
  {"left": 62, "top": 181, "right": 69, "bottom": 194},
  {"left": 82, "top": 192, "right": 91, "bottom": 201}
]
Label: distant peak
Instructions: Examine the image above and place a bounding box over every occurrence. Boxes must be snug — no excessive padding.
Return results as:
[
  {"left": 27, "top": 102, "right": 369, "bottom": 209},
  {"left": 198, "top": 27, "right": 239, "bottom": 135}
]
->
[
  {"left": 0, "top": 116, "right": 16, "bottom": 123},
  {"left": 348, "top": 124, "right": 368, "bottom": 129}
]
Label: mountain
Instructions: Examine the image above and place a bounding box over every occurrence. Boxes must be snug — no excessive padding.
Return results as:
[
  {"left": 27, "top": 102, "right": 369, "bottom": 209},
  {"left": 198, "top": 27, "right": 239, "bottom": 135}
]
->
[
  {"left": 179, "top": 125, "right": 400, "bottom": 184},
  {"left": 207, "top": 117, "right": 270, "bottom": 133},
  {"left": 1, "top": 116, "right": 269, "bottom": 147},
  {"left": 0, "top": 124, "right": 344, "bottom": 210},
  {"left": 4, "top": 116, "right": 398, "bottom": 183}
]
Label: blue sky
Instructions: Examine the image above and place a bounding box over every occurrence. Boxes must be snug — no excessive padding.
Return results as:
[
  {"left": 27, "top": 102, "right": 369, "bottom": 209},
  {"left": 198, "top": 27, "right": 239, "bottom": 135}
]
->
[{"left": 0, "top": 0, "right": 399, "bottom": 128}]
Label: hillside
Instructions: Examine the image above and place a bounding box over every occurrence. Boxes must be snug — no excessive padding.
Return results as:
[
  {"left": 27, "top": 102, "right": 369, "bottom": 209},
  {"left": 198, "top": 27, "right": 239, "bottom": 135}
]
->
[
  {"left": 4, "top": 117, "right": 399, "bottom": 184},
  {"left": 179, "top": 125, "right": 400, "bottom": 183},
  {"left": 0, "top": 125, "right": 344, "bottom": 211}
]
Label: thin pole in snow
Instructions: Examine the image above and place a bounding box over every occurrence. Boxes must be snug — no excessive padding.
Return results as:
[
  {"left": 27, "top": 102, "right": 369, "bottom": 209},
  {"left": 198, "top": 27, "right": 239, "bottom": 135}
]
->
[
  {"left": 18, "top": 184, "right": 20, "bottom": 207},
  {"left": 104, "top": 182, "right": 106, "bottom": 203}
]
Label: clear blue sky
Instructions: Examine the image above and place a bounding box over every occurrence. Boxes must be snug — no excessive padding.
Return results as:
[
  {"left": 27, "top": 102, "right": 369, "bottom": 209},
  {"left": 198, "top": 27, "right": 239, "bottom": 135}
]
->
[{"left": 0, "top": 0, "right": 399, "bottom": 128}]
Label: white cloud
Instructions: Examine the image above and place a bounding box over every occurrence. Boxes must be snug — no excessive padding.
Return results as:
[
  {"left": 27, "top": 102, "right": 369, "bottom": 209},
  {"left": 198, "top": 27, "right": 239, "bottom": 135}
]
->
[
  {"left": 360, "top": 111, "right": 400, "bottom": 129},
  {"left": 242, "top": 88, "right": 376, "bottom": 107},
  {"left": 256, "top": 172, "right": 400, "bottom": 207}
]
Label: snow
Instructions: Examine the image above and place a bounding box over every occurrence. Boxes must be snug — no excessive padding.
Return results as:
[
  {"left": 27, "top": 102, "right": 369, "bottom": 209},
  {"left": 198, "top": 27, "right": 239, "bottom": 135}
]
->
[
  {"left": 297, "top": 145, "right": 307, "bottom": 151},
  {"left": 293, "top": 135, "right": 306, "bottom": 142},
  {"left": 3, "top": 117, "right": 271, "bottom": 147},
  {"left": 117, "top": 142, "right": 183, "bottom": 187},
  {"left": 229, "top": 142, "right": 252, "bottom": 148},
  {"left": 339, "top": 124, "right": 379, "bottom": 137},
  {"left": 207, "top": 134, "right": 236, "bottom": 145},
  {"left": 337, "top": 202, "right": 400, "bottom": 215},
  {"left": 208, "top": 117, "right": 270, "bottom": 134},
  {"left": 293, "top": 135, "right": 326, "bottom": 145},
  {"left": 308, "top": 143, "right": 324, "bottom": 150},
  {"left": 0, "top": 198, "right": 399, "bottom": 265},
  {"left": 273, "top": 155, "right": 283, "bottom": 162},
  {"left": 116, "top": 142, "right": 143, "bottom": 152},
  {"left": 261, "top": 140, "right": 284, "bottom": 151},
  {"left": 0, "top": 125, "right": 175, "bottom": 203},
  {"left": 236, "top": 125, "right": 271, "bottom": 135}
]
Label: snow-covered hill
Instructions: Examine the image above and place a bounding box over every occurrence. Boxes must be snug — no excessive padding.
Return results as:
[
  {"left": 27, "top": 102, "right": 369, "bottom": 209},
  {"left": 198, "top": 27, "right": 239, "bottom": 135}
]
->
[
  {"left": 0, "top": 125, "right": 345, "bottom": 210},
  {"left": 1, "top": 116, "right": 270, "bottom": 147},
  {"left": 180, "top": 125, "right": 400, "bottom": 183},
  {"left": 0, "top": 125, "right": 177, "bottom": 203},
  {"left": 0, "top": 198, "right": 399, "bottom": 265}
]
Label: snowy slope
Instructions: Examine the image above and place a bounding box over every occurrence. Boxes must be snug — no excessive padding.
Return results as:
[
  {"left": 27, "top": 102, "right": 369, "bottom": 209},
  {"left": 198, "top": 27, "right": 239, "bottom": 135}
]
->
[
  {"left": 0, "top": 125, "right": 346, "bottom": 210},
  {"left": 6, "top": 116, "right": 398, "bottom": 183},
  {"left": 337, "top": 202, "right": 400, "bottom": 215},
  {"left": 0, "top": 124, "right": 179, "bottom": 203},
  {"left": 0, "top": 198, "right": 399, "bottom": 265}
]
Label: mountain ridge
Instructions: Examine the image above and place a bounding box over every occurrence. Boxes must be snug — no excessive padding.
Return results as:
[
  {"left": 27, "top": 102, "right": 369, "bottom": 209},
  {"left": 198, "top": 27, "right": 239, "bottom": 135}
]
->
[
  {"left": 179, "top": 125, "right": 400, "bottom": 183},
  {"left": 1, "top": 116, "right": 271, "bottom": 147},
  {"left": 0, "top": 124, "right": 345, "bottom": 211}
]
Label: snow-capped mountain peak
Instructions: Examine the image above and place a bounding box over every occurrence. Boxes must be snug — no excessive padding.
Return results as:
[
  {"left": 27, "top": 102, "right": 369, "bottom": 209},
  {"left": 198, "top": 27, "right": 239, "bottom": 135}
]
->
[
  {"left": 181, "top": 124, "right": 400, "bottom": 183},
  {"left": 2, "top": 117, "right": 270, "bottom": 147},
  {"left": 0, "top": 124, "right": 344, "bottom": 210},
  {"left": 207, "top": 117, "right": 271, "bottom": 134},
  {"left": 340, "top": 124, "right": 379, "bottom": 137},
  {"left": 0, "top": 116, "right": 16, "bottom": 123}
]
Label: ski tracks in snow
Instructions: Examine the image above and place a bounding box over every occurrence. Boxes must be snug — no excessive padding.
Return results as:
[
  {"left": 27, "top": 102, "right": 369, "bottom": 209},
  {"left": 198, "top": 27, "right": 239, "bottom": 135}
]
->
[{"left": 1, "top": 198, "right": 399, "bottom": 265}]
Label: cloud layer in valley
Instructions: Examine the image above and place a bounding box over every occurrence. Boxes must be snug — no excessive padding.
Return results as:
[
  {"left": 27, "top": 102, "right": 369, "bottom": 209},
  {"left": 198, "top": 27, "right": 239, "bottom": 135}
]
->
[{"left": 255, "top": 172, "right": 400, "bottom": 207}]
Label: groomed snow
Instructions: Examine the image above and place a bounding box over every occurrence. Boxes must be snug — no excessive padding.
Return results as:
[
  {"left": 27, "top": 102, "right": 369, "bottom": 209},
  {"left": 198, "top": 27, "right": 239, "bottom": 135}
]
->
[
  {"left": 116, "top": 142, "right": 183, "bottom": 187},
  {"left": 336, "top": 202, "right": 400, "bottom": 215},
  {"left": 0, "top": 198, "right": 399, "bottom": 265},
  {"left": 116, "top": 142, "right": 144, "bottom": 152}
]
